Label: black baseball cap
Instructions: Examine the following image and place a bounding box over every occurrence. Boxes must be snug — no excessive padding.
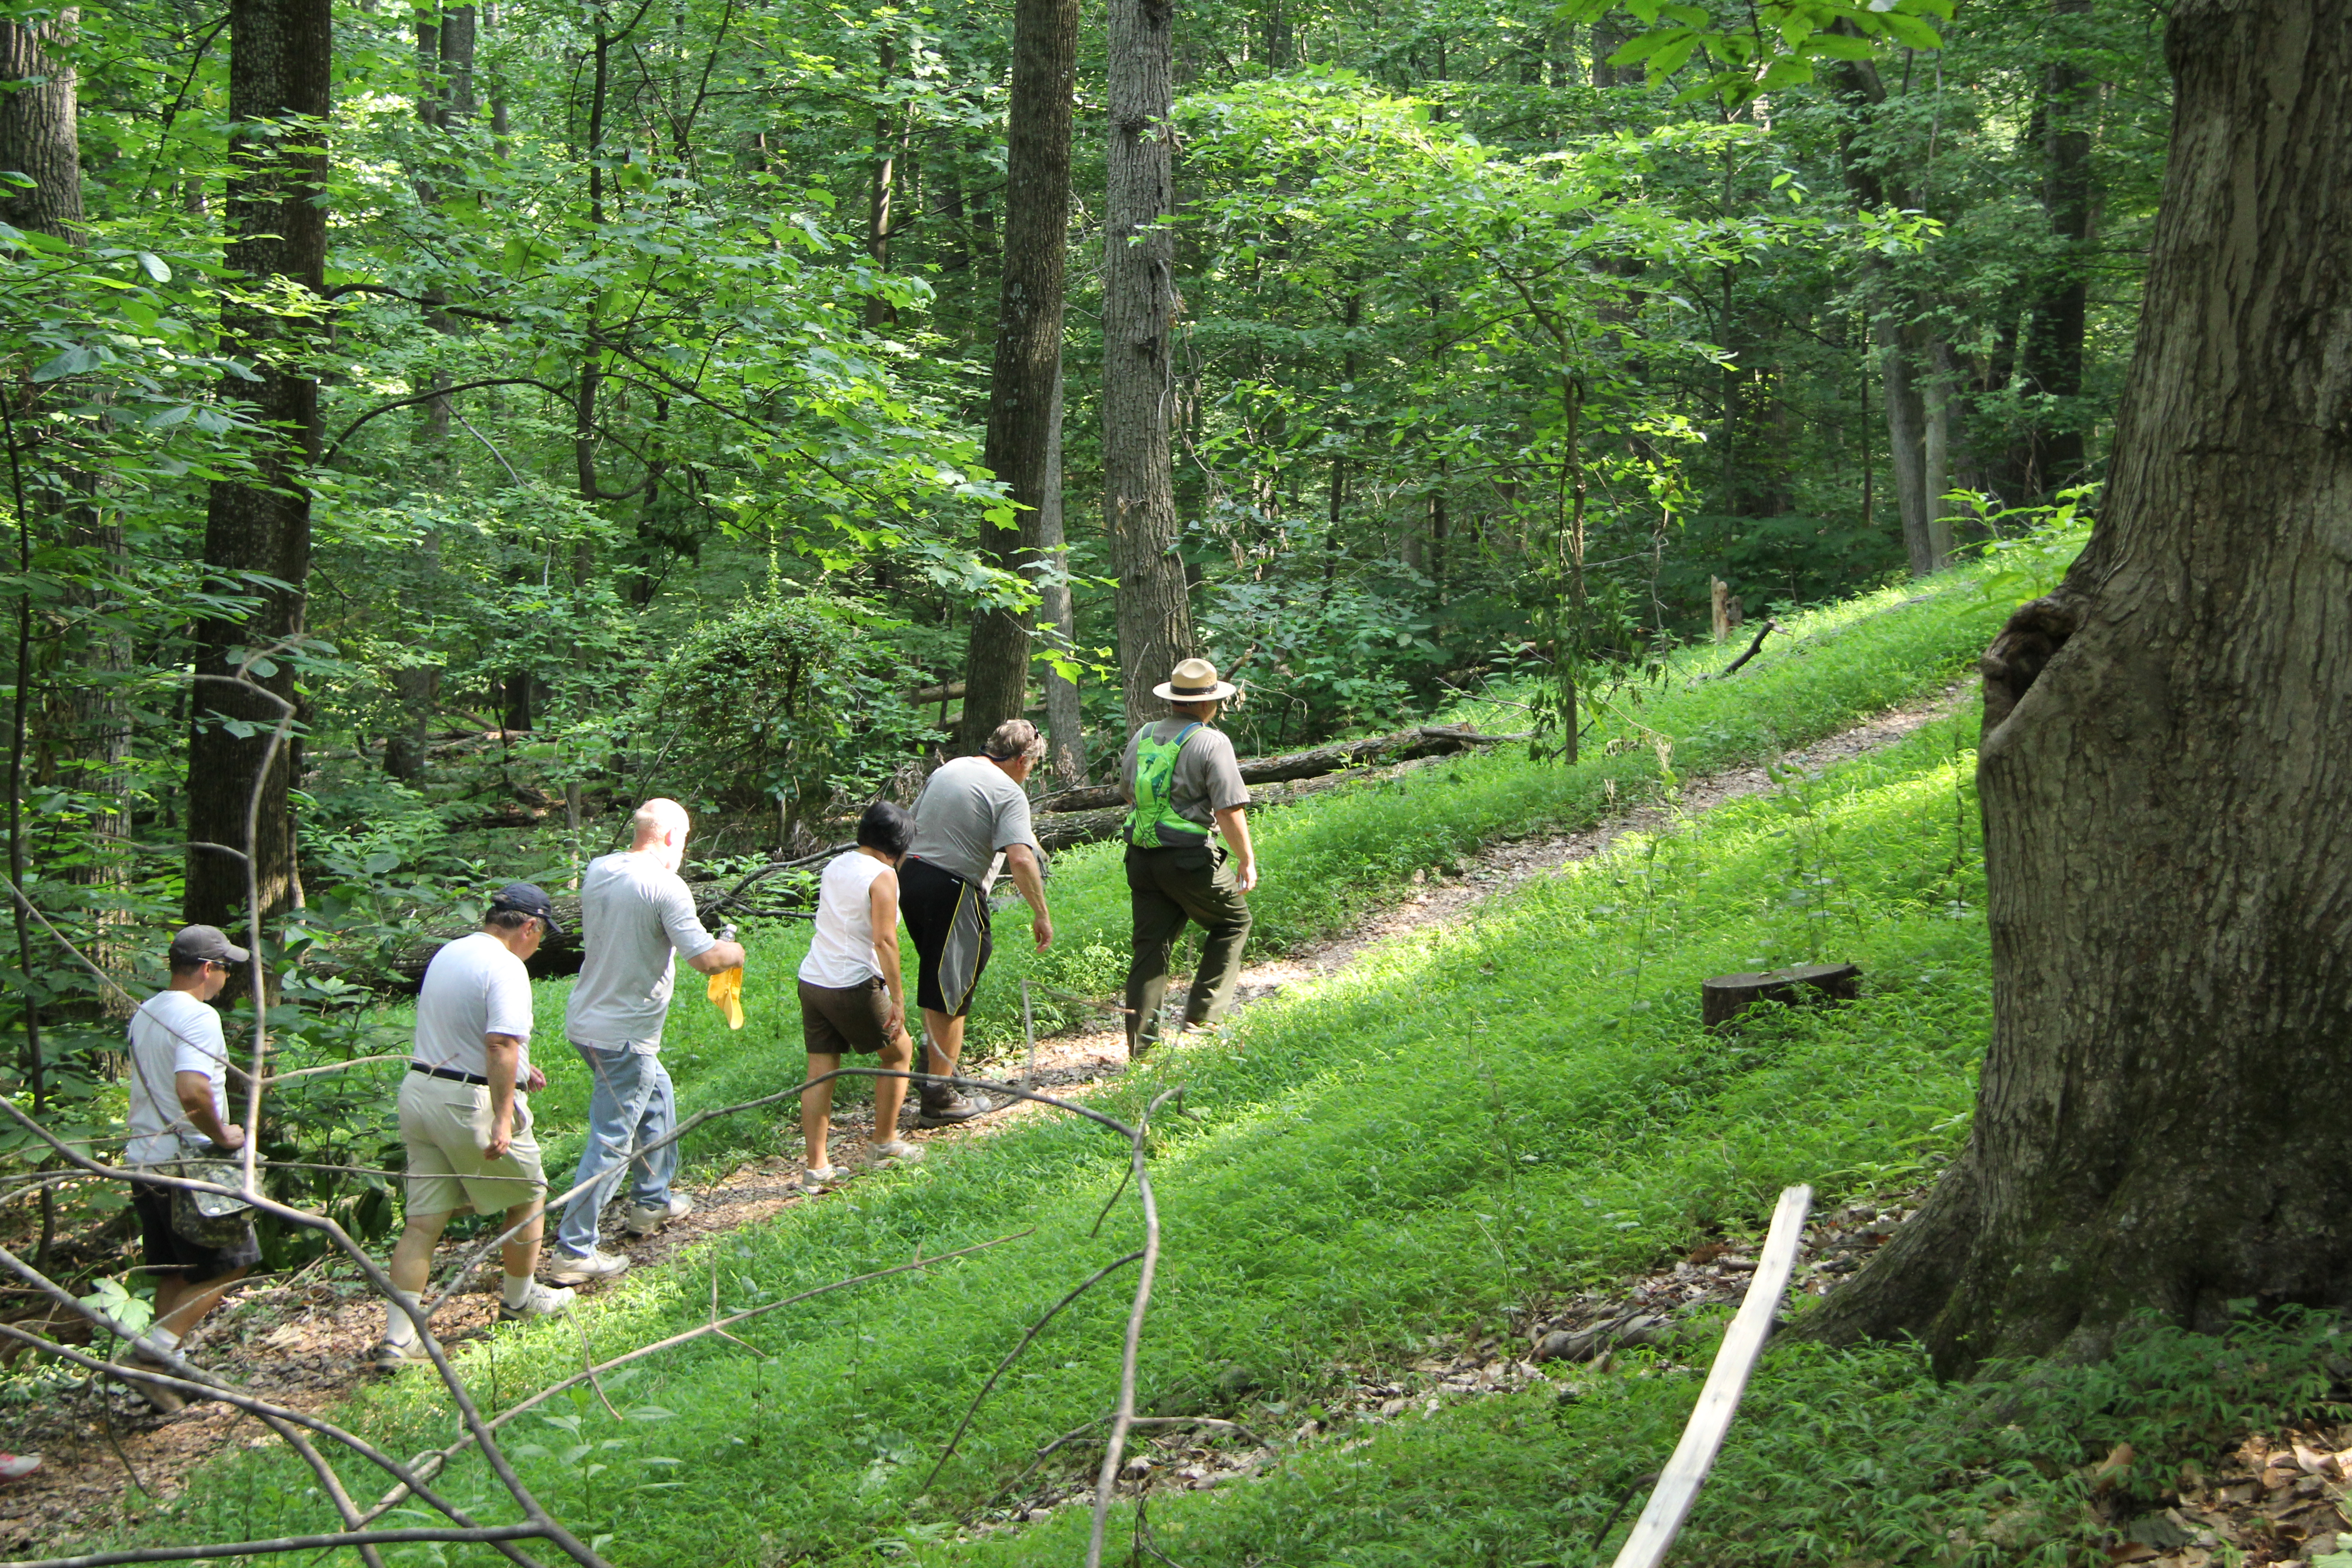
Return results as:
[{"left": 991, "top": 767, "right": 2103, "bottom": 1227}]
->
[
  {"left": 168, "top": 924, "right": 250, "bottom": 966},
  {"left": 487, "top": 882, "right": 563, "bottom": 932}
]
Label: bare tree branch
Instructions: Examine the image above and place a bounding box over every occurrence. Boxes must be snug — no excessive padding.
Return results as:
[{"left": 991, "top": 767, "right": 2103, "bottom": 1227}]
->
[
  {"left": 1088, "top": 1088, "right": 1181, "bottom": 1568},
  {"left": 923, "top": 1250, "right": 1145, "bottom": 1493}
]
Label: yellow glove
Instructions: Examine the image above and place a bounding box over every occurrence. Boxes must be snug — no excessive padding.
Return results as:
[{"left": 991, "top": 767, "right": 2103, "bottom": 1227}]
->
[{"left": 706, "top": 965, "right": 745, "bottom": 1030}]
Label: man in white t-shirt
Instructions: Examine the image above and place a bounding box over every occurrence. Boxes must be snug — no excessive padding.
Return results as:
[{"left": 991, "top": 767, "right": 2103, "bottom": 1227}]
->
[
  {"left": 373, "top": 884, "right": 574, "bottom": 1370},
  {"left": 118, "top": 924, "right": 258, "bottom": 1411},
  {"left": 548, "top": 799, "right": 745, "bottom": 1283}
]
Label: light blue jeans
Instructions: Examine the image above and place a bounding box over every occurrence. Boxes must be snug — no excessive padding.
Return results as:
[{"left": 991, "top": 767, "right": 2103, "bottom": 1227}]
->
[{"left": 555, "top": 1043, "right": 677, "bottom": 1259}]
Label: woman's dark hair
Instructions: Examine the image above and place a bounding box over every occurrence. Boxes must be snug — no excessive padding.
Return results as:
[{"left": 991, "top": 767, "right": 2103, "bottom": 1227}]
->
[{"left": 857, "top": 800, "right": 916, "bottom": 858}]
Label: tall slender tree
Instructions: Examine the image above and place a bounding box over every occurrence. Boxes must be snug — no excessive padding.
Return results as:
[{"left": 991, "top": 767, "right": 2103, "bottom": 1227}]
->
[
  {"left": 185, "top": 0, "right": 333, "bottom": 931},
  {"left": 1804, "top": 0, "right": 2352, "bottom": 1370},
  {"left": 1103, "top": 0, "right": 1194, "bottom": 726},
  {"left": 958, "top": 0, "right": 1081, "bottom": 750},
  {"left": 2013, "top": 0, "right": 2097, "bottom": 499}
]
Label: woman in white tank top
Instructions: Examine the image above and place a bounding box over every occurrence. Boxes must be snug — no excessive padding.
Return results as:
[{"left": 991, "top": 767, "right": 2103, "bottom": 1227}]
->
[{"left": 795, "top": 802, "right": 925, "bottom": 1186}]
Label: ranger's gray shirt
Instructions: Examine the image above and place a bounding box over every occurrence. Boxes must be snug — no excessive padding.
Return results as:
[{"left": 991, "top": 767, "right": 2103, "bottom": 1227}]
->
[
  {"left": 910, "top": 756, "right": 1041, "bottom": 885},
  {"left": 564, "top": 851, "right": 718, "bottom": 1051},
  {"left": 1119, "top": 720, "right": 1251, "bottom": 833}
]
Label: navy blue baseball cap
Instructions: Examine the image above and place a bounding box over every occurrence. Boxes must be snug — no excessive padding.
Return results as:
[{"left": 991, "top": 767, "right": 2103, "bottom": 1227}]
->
[{"left": 488, "top": 882, "right": 564, "bottom": 933}]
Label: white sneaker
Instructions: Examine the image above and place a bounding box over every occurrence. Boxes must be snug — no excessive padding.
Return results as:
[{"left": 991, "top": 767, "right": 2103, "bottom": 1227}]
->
[
  {"left": 369, "top": 1339, "right": 435, "bottom": 1372},
  {"left": 498, "top": 1281, "right": 577, "bottom": 1321},
  {"left": 793, "top": 1165, "right": 838, "bottom": 1193},
  {"left": 622, "top": 1192, "right": 694, "bottom": 1236},
  {"left": 544, "top": 1249, "right": 632, "bottom": 1285},
  {"left": 0, "top": 1453, "right": 39, "bottom": 1483},
  {"left": 867, "top": 1139, "right": 925, "bottom": 1166}
]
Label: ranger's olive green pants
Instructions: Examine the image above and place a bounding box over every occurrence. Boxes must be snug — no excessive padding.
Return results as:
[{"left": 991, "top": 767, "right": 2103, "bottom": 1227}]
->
[{"left": 1124, "top": 843, "right": 1254, "bottom": 1051}]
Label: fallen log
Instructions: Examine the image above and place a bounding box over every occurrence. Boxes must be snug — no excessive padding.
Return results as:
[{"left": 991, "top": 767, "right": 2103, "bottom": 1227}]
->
[
  {"left": 350, "top": 724, "right": 1526, "bottom": 993},
  {"left": 1032, "top": 724, "right": 1526, "bottom": 814}
]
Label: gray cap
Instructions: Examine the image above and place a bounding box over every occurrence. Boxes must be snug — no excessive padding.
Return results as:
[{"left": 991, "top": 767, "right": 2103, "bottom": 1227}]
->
[{"left": 168, "top": 924, "right": 250, "bottom": 966}]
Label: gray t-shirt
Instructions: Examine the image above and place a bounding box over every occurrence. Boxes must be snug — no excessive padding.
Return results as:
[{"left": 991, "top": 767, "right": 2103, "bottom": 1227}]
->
[
  {"left": 1120, "top": 720, "right": 1250, "bottom": 837},
  {"left": 564, "top": 851, "right": 717, "bottom": 1051},
  {"left": 910, "top": 755, "right": 1041, "bottom": 885}
]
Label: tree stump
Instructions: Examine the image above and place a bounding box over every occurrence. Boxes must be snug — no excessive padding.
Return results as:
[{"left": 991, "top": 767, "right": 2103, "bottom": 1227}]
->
[{"left": 1701, "top": 964, "right": 1862, "bottom": 1029}]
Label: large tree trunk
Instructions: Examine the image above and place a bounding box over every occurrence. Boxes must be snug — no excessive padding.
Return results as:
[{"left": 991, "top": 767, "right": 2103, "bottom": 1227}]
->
[
  {"left": 1103, "top": 0, "right": 1193, "bottom": 727},
  {"left": 185, "top": 0, "right": 331, "bottom": 932},
  {"left": 2014, "top": 0, "right": 2096, "bottom": 500},
  {"left": 958, "top": 0, "right": 1079, "bottom": 751},
  {"left": 1801, "top": 0, "right": 2352, "bottom": 1374}
]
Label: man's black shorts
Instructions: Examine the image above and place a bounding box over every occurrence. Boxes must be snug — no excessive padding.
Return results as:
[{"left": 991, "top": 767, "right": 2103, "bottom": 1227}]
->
[
  {"left": 900, "top": 857, "right": 992, "bottom": 1018},
  {"left": 132, "top": 1176, "right": 259, "bottom": 1283},
  {"left": 799, "top": 976, "right": 895, "bottom": 1055}
]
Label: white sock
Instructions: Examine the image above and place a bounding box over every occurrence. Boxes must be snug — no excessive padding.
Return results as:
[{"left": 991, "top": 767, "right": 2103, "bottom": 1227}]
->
[
  {"left": 383, "top": 1292, "right": 422, "bottom": 1349},
  {"left": 501, "top": 1273, "right": 534, "bottom": 1309},
  {"left": 137, "top": 1326, "right": 181, "bottom": 1358}
]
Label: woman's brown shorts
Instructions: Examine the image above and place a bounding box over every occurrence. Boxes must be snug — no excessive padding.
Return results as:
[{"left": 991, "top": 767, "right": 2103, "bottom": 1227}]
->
[{"left": 799, "top": 976, "right": 895, "bottom": 1055}]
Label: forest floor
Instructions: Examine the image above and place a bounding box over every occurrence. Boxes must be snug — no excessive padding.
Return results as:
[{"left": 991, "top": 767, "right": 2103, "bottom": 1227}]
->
[{"left": 0, "top": 684, "right": 1969, "bottom": 1553}]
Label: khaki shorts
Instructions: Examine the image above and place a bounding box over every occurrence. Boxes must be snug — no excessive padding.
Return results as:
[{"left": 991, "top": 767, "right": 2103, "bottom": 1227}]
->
[{"left": 397, "top": 1071, "right": 548, "bottom": 1217}]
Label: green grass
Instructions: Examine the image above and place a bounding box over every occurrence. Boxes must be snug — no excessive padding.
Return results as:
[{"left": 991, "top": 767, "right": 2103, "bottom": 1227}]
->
[
  {"left": 500, "top": 568, "right": 2007, "bottom": 1188},
  {"left": 118, "top": 679, "right": 2015, "bottom": 1565},
  {"left": 109, "top": 563, "right": 2331, "bottom": 1568}
]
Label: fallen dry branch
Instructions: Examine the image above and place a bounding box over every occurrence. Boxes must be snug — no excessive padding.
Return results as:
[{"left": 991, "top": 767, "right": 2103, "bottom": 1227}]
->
[
  {"left": 360, "top": 1229, "right": 1030, "bottom": 1521},
  {"left": 0, "top": 1521, "right": 554, "bottom": 1568},
  {"left": 1088, "top": 1088, "right": 1181, "bottom": 1568},
  {"left": 1033, "top": 724, "right": 1525, "bottom": 816},
  {"left": 923, "top": 1250, "right": 1147, "bottom": 1492}
]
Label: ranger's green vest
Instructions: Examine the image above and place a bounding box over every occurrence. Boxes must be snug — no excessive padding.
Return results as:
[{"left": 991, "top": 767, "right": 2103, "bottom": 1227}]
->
[{"left": 1124, "top": 722, "right": 1207, "bottom": 848}]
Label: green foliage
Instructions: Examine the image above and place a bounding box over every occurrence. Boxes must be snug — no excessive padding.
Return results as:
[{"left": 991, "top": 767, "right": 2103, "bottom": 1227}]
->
[{"left": 635, "top": 593, "right": 930, "bottom": 825}]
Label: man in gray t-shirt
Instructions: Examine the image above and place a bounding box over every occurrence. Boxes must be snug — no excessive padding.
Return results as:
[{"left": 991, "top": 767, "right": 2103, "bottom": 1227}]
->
[
  {"left": 900, "top": 720, "right": 1055, "bottom": 1126},
  {"left": 548, "top": 799, "right": 746, "bottom": 1281},
  {"left": 1118, "top": 658, "right": 1259, "bottom": 1056}
]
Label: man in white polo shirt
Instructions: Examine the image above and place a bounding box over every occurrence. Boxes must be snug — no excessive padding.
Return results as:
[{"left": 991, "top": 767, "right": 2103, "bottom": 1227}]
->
[
  {"left": 547, "top": 799, "right": 744, "bottom": 1283},
  {"left": 374, "top": 884, "right": 573, "bottom": 1370}
]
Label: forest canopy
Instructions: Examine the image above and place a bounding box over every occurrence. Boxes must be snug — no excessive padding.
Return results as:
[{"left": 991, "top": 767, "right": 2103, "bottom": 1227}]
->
[{"left": 0, "top": 0, "right": 2166, "bottom": 1074}]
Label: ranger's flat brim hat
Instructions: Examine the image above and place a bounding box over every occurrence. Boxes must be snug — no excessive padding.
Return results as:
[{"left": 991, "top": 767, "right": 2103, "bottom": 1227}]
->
[{"left": 1152, "top": 657, "right": 1240, "bottom": 704}]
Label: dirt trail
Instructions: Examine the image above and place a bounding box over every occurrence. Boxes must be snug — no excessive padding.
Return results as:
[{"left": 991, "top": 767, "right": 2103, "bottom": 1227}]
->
[{"left": 0, "top": 684, "right": 1966, "bottom": 1552}]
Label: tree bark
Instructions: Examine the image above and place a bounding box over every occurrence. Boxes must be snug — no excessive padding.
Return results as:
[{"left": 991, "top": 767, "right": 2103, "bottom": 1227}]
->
[
  {"left": 0, "top": 13, "right": 130, "bottom": 960},
  {"left": 1039, "top": 369, "right": 1088, "bottom": 786},
  {"left": 185, "top": 0, "right": 331, "bottom": 932},
  {"left": 2016, "top": 0, "right": 2095, "bottom": 500},
  {"left": 958, "top": 0, "right": 1079, "bottom": 751},
  {"left": 1874, "top": 315, "right": 1937, "bottom": 576},
  {"left": 0, "top": 14, "right": 81, "bottom": 241},
  {"left": 1801, "top": 0, "right": 2352, "bottom": 1373},
  {"left": 1103, "top": 0, "right": 1194, "bottom": 727},
  {"left": 1922, "top": 338, "right": 1956, "bottom": 568}
]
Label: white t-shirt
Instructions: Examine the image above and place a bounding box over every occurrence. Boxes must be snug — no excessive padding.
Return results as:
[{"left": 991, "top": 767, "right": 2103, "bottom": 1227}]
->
[
  {"left": 564, "top": 851, "right": 717, "bottom": 1051},
  {"left": 799, "top": 851, "right": 890, "bottom": 989},
  {"left": 125, "top": 990, "right": 231, "bottom": 1166},
  {"left": 413, "top": 931, "right": 535, "bottom": 1083}
]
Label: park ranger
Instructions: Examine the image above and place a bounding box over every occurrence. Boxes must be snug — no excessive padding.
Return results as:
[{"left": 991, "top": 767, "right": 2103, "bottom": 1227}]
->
[{"left": 1117, "top": 657, "right": 1258, "bottom": 1055}]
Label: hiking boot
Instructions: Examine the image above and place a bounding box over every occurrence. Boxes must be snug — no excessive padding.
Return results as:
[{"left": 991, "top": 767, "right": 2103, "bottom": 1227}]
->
[
  {"left": 793, "top": 1165, "right": 839, "bottom": 1194},
  {"left": 544, "top": 1248, "right": 632, "bottom": 1285},
  {"left": 622, "top": 1192, "right": 694, "bottom": 1236},
  {"left": 498, "top": 1281, "right": 577, "bottom": 1322},
  {"left": 866, "top": 1138, "right": 925, "bottom": 1167},
  {"left": 916, "top": 1088, "right": 991, "bottom": 1128},
  {"left": 368, "top": 1339, "right": 435, "bottom": 1372}
]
